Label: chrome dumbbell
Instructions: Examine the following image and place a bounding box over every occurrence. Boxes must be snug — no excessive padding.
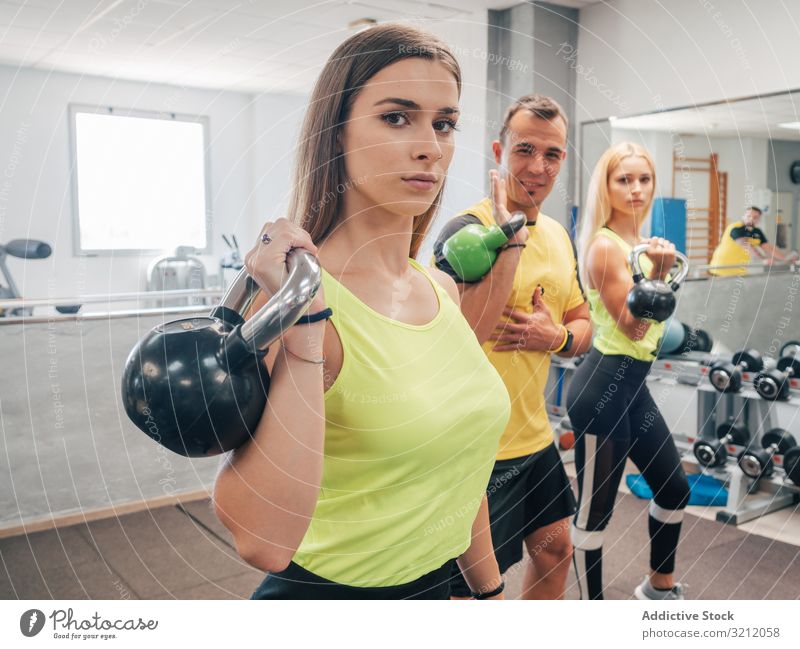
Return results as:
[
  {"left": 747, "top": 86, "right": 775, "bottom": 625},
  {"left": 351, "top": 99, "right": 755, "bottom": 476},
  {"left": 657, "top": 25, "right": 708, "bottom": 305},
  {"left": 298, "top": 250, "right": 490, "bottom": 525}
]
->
[
  {"left": 753, "top": 341, "right": 800, "bottom": 401},
  {"left": 738, "top": 428, "right": 797, "bottom": 479},
  {"left": 693, "top": 422, "right": 749, "bottom": 468},
  {"left": 708, "top": 349, "right": 763, "bottom": 393}
]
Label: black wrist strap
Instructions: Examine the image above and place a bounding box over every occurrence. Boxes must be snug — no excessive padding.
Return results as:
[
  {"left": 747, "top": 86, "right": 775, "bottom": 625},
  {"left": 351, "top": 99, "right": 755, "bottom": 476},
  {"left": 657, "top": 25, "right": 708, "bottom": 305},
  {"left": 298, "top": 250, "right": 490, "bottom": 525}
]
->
[
  {"left": 294, "top": 307, "right": 333, "bottom": 325},
  {"left": 502, "top": 243, "right": 527, "bottom": 250},
  {"left": 472, "top": 580, "right": 505, "bottom": 599}
]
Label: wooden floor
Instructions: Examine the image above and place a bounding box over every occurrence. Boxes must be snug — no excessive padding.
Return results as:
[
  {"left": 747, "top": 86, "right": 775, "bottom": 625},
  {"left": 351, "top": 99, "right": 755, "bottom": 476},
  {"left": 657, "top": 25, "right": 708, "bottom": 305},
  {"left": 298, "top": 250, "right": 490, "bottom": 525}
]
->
[{"left": 2, "top": 488, "right": 798, "bottom": 600}]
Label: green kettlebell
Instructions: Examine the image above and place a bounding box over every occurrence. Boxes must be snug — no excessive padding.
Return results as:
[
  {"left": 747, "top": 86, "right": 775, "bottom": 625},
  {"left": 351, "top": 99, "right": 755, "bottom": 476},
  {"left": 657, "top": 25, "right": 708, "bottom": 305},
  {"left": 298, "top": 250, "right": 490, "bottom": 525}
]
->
[{"left": 443, "top": 211, "right": 526, "bottom": 281}]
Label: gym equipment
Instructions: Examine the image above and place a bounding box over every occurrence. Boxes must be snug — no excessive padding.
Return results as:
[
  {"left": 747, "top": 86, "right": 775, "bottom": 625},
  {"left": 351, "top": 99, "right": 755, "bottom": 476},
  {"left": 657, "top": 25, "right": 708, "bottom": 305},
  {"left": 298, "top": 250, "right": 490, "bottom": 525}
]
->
[
  {"left": 737, "top": 428, "right": 797, "bottom": 479},
  {"left": 753, "top": 340, "right": 800, "bottom": 401},
  {"left": 658, "top": 318, "right": 713, "bottom": 356},
  {"left": 221, "top": 234, "right": 243, "bottom": 269},
  {"left": 442, "top": 211, "right": 526, "bottom": 281},
  {"left": 121, "top": 249, "right": 321, "bottom": 457},
  {"left": 0, "top": 239, "right": 52, "bottom": 317},
  {"left": 783, "top": 446, "right": 800, "bottom": 485},
  {"left": 693, "top": 328, "right": 713, "bottom": 353},
  {"left": 693, "top": 421, "right": 749, "bottom": 468},
  {"left": 626, "top": 243, "right": 689, "bottom": 322},
  {"left": 147, "top": 246, "right": 207, "bottom": 306},
  {"left": 220, "top": 233, "right": 244, "bottom": 286},
  {"left": 708, "top": 349, "right": 763, "bottom": 393}
]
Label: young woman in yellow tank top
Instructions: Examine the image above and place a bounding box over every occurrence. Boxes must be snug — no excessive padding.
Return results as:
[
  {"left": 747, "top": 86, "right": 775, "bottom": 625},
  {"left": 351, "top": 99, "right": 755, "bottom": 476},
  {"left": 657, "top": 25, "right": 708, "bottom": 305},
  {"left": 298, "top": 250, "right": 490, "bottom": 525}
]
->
[
  {"left": 567, "top": 142, "right": 691, "bottom": 600},
  {"left": 212, "top": 24, "right": 511, "bottom": 599}
]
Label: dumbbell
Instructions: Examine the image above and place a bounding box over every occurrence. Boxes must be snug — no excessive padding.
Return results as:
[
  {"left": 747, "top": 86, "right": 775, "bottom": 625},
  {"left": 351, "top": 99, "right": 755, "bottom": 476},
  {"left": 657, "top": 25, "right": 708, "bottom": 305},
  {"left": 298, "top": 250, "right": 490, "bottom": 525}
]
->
[
  {"left": 693, "top": 422, "right": 749, "bottom": 468},
  {"left": 753, "top": 340, "right": 800, "bottom": 401},
  {"left": 783, "top": 445, "right": 800, "bottom": 486},
  {"left": 737, "top": 428, "right": 797, "bottom": 479},
  {"left": 689, "top": 327, "right": 713, "bottom": 353},
  {"left": 708, "top": 349, "right": 764, "bottom": 393}
]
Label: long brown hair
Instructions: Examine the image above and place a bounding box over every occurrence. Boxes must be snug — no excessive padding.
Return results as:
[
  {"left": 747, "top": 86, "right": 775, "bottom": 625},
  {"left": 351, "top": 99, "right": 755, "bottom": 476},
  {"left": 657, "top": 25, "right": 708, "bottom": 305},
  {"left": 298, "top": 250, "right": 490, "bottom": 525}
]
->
[{"left": 288, "top": 23, "right": 461, "bottom": 259}]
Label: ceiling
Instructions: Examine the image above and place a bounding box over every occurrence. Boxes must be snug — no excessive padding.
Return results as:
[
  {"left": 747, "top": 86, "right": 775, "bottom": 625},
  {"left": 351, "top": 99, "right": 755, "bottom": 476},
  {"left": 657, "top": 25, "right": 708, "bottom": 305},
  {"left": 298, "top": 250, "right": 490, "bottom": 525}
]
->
[
  {"left": 0, "top": 0, "right": 600, "bottom": 94},
  {"left": 612, "top": 92, "right": 800, "bottom": 142}
]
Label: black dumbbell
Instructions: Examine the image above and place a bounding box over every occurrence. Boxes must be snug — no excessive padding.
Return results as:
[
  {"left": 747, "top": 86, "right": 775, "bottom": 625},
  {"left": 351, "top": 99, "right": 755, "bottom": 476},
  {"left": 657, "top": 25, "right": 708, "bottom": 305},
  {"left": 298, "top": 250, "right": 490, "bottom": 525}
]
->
[
  {"left": 753, "top": 340, "right": 800, "bottom": 401},
  {"left": 693, "top": 422, "right": 749, "bottom": 467},
  {"left": 737, "top": 428, "right": 797, "bottom": 479},
  {"left": 693, "top": 328, "right": 713, "bottom": 353},
  {"left": 708, "top": 349, "right": 764, "bottom": 393},
  {"left": 783, "top": 445, "right": 800, "bottom": 486}
]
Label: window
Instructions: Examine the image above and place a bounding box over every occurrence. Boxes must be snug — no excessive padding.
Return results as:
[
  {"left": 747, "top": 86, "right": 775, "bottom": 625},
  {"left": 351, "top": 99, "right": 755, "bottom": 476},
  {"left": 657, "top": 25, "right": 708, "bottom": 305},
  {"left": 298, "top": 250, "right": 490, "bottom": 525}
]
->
[{"left": 70, "top": 106, "right": 210, "bottom": 254}]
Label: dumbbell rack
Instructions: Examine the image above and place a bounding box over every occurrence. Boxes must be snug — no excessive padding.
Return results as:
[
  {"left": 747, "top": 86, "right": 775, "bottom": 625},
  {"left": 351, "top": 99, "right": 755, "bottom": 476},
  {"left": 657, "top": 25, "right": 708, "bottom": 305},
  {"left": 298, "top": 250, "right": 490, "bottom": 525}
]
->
[
  {"left": 691, "top": 383, "right": 800, "bottom": 525},
  {"left": 546, "top": 353, "right": 800, "bottom": 525}
]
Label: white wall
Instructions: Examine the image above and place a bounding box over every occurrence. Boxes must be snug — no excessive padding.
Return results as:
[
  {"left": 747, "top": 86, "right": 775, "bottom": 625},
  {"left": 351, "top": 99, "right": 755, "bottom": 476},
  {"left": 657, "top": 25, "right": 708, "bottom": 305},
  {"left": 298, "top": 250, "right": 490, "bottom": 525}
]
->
[
  {"left": 0, "top": 64, "right": 260, "bottom": 300},
  {"left": 251, "top": 92, "right": 308, "bottom": 228},
  {"left": 0, "top": 12, "right": 489, "bottom": 300},
  {"left": 576, "top": 0, "right": 800, "bottom": 122}
]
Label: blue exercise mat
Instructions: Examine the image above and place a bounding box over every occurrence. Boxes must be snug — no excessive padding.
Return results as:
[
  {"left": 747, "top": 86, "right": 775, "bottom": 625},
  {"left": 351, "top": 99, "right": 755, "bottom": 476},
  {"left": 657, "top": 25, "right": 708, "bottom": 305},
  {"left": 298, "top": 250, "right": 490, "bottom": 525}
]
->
[{"left": 625, "top": 473, "right": 728, "bottom": 507}]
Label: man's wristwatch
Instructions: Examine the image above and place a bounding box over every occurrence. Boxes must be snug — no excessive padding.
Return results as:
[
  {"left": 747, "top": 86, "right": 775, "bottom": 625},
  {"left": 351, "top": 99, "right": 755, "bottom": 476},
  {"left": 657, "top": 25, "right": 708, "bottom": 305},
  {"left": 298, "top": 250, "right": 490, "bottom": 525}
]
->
[{"left": 554, "top": 326, "right": 573, "bottom": 354}]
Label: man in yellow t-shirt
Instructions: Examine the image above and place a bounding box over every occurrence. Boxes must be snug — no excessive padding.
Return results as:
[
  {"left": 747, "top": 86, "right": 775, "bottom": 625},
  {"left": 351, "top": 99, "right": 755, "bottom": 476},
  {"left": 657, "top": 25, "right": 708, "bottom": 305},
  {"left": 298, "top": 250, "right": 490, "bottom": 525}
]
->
[
  {"left": 709, "top": 206, "right": 793, "bottom": 276},
  {"left": 434, "top": 95, "right": 592, "bottom": 599}
]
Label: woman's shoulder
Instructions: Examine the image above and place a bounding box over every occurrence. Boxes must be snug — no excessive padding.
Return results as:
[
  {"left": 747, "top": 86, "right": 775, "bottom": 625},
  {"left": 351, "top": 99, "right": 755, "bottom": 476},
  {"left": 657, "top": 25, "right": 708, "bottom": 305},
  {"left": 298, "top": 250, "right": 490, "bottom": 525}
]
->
[
  {"left": 585, "top": 233, "right": 627, "bottom": 277},
  {"left": 425, "top": 264, "right": 460, "bottom": 305}
]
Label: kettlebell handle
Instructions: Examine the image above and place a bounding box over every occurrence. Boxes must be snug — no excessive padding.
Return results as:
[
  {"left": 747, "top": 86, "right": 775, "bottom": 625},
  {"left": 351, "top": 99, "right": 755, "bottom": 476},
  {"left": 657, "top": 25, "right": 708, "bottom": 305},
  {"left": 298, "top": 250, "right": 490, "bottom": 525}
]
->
[
  {"left": 498, "top": 211, "right": 526, "bottom": 239},
  {"left": 216, "top": 250, "right": 322, "bottom": 360},
  {"left": 629, "top": 243, "right": 690, "bottom": 290}
]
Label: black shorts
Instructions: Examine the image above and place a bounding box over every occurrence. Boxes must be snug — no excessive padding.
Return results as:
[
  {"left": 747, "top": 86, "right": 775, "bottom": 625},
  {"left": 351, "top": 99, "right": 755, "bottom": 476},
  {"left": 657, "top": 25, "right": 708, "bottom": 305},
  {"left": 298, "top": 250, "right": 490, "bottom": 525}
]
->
[
  {"left": 449, "top": 442, "right": 576, "bottom": 597},
  {"left": 251, "top": 559, "right": 454, "bottom": 600}
]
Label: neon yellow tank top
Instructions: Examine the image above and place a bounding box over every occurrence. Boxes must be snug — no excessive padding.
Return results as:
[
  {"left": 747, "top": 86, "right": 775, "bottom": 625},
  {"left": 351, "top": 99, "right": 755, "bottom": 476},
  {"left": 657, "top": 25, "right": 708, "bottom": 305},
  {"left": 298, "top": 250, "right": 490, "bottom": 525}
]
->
[
  {"left": 588, "top": 228, "right": 664, "bottom": 362},
  {"left": 291, "top": 259, "right": 511, "bottom": 587}
]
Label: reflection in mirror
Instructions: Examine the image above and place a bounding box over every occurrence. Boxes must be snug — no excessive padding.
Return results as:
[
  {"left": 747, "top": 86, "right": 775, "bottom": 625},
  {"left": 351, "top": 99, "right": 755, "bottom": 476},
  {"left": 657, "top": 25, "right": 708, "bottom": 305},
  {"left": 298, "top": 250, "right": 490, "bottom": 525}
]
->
[
  {"left": 581, "top": 90, "right": 800, "bottom": 268},
  {"left": 578, "top": 90, "right": 800, "bottom": 354}
]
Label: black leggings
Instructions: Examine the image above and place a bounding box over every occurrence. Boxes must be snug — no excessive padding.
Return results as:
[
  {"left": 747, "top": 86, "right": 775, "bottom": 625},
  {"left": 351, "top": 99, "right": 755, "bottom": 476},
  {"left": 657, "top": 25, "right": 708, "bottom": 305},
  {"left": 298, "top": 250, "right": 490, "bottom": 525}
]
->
[{"left": 566, "top": 348, "right": 690, "bottom": 600}]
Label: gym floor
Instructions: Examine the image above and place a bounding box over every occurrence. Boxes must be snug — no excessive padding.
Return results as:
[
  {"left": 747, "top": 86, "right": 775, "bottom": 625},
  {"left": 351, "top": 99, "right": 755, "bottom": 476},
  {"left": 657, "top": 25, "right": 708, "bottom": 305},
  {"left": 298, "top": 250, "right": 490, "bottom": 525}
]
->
[{"left": 3, "top": 467, "right": 798, "bottom": 600}]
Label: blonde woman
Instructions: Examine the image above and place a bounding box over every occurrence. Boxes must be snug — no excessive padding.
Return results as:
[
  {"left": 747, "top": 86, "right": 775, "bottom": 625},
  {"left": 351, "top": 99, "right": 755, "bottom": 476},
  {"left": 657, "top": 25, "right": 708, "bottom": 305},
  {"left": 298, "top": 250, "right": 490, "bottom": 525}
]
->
[
  {"left": 212, "top": 24, "right": 511, "bottom": 599},
  {"left": 567, "top": 142, "right": 690, "bottom": 600}
]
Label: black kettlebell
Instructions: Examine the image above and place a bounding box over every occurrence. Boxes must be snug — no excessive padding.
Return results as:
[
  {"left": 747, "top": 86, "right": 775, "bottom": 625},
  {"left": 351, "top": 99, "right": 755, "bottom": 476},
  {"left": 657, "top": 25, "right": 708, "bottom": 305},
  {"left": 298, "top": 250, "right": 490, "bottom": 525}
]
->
[
  {"left": 121, "top": 250, "right": 321, "bottom": 457},
  {"left": 626, "top": 243, "right": 689, "bottom": 322}
]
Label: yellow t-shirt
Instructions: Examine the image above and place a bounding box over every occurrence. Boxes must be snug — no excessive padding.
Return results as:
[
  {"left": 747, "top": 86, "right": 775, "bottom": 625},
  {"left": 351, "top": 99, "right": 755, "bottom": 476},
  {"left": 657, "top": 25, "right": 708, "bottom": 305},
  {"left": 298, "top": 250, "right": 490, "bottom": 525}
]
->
[
  {"left": 447, "top": 198, "right": 586, "bottom": 460},
  {"left": 709, "top": 220, "right": 767, "bottom": 276}
]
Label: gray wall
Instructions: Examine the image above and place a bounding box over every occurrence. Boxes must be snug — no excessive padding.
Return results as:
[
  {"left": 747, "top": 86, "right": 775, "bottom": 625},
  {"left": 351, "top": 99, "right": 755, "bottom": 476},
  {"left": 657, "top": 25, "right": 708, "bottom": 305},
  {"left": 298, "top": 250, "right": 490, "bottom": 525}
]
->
[
  {"left": 675, "top": 271, "right": 800, "bottom": 358},
  {"left": 485, "top": 2, "right": 579, "bottom": 226},
  {"left": 767, "top": 139, "right": 800, "bottom": 249}
]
